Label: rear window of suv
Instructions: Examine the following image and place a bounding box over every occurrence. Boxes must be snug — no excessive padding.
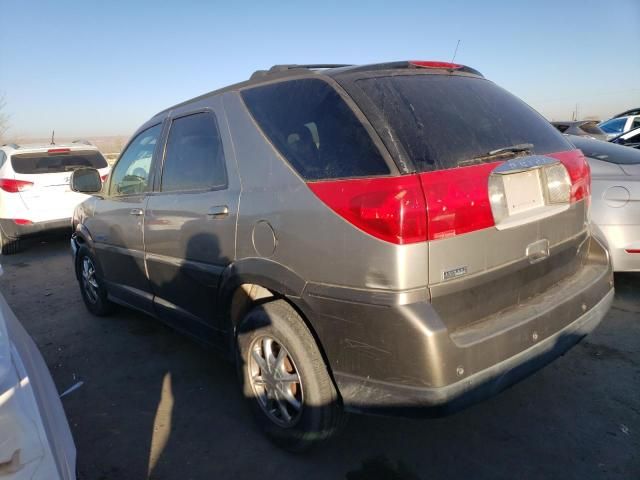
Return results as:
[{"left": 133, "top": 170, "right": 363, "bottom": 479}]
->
[
  {"left": 241, "top": 79, "right": 390, "bottom": 180},
  {"left": 11, "top": 150, "right": 108, "bottom": 174},
  {"left": 355, "top": 74, "right": 571, "bottom": 172}
]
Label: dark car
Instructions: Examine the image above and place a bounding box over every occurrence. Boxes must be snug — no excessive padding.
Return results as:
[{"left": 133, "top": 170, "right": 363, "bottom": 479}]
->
[
  {"left": 551, "top": 120, "right": 607, "bottom": 141},
  {"left": 69, "top": 60, "right": 613, "bottom": 450},
  {"left": 611, "top": 108, "right": 640, "bottom": 118},
  {"left": 610, "top": 126, "right": 640, "bottom": 150}
]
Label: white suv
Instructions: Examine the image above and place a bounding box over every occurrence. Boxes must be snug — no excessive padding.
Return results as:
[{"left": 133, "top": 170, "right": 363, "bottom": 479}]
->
[{"left": 0, "top": 141, "right": 110, "bottom": 254}]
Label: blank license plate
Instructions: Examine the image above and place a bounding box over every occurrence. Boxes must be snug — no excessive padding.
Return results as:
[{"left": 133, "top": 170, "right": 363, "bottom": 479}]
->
[{"left": 502, "top": 170, "right": 544, "bottom": 215}]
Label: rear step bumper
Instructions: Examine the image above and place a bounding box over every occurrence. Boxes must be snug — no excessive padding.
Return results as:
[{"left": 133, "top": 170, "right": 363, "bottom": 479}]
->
[
  {"left": 334, "top": 288, "right": 613, "bottom": 417},
  {"left": 0, "top": 218, "right": 71, "bottom": 239},
  {"left": 299, "top": 236, "right": 613, "bottom": 417}
]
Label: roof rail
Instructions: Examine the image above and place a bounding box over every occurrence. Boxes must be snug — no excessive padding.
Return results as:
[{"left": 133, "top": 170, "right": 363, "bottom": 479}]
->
[
  {"left": 250, "top": 64, "right": 352, "bottom": 80},
  {"left": 270, "top": 64, "right": 352, "bottom": 71},
  {"left": 72, "top": 139, "right": 93, "bottom": 146},
  {"left": 1, "top": 143, "right": 19, "bottom": 149}
]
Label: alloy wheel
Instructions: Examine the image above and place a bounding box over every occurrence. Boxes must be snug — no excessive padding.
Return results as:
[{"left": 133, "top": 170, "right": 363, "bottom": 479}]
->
[{"left": 248, "top": 336, "right": 304, "bottom": 427}]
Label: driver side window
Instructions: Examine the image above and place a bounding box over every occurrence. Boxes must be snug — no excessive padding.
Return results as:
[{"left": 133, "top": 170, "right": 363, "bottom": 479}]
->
[{"left": 110, "top": 124, "right": 162, "bottom": 196}]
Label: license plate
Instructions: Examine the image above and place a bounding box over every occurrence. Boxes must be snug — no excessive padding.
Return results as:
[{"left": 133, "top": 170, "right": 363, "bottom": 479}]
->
[{"left": 502, "top": 170, "right": 544, "bottom": 215}]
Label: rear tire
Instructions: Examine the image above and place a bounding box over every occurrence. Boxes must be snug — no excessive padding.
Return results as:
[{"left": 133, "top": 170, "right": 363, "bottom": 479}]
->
[
  {"left": 236, "top": 300, "right": 345, "bottom": 452},
  {"left": 76, "top": 245, "right": 114, "bottom": 316},
  {"left": 0, "top": 229, "right": 20, "bottom": 255}
]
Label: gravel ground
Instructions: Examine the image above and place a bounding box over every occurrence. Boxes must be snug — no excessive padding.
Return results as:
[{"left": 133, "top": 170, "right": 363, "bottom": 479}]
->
[{"left": 1, "top": 234, "right": 638, "bottom": 480}]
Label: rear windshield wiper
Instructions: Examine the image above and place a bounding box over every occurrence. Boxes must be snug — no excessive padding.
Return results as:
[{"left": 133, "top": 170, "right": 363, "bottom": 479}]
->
[{"left": 458, "top": 143, "right": 534, "bottom": 167}]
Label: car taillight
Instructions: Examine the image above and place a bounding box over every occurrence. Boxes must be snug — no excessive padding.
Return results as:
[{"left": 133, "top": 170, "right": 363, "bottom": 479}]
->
[
  {"left": 549, "top": 149, "right": 591, "bottom": 203},
  {"left": 0, "top": 179, "right": 34, "bottom": 193},
  {"left": 307, "top": 175, "right": 427, "bottom": 245},
  {"left": 13, "top": 219, "right": 32, "bottom": 225},
  {"left": 101, "top": 174, "right": 109, "bottom": 183},
  {"left": 419, "top": 163, "right": 498, "bottom": 240},
  {"left": 307, "top": 150, "right": 590, "bottom": 245}
]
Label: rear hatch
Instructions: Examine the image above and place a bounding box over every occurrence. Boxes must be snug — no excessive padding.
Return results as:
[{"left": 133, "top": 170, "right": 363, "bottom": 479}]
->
[
  {"left": 344, "top": 70, "right": 592, "bottom": 331},
  {"left": 9, "top": 148, "right": 108, "bottom": 222}
]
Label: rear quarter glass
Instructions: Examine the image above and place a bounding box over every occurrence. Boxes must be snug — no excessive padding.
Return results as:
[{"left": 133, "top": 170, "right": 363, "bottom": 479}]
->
[
  {"left": 11, "top": 150, "right": 108, "bottom": 174},
  {"left": 353, "top": 74, "right": 572, "bottom": 172},
  {"left": 240, "top": 78, "right": 391, "bottom": 180}
]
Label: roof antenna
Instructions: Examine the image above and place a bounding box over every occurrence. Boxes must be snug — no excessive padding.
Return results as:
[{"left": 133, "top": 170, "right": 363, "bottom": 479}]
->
[
  {"left": 50, "top": 130, "right": 55, "bottom": 145},
  {"left": 451, "top": 39, "right": 461, "bottom": 63}
]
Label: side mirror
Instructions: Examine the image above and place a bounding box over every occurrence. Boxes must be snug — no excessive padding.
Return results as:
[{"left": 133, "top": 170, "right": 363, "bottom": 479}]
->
[{"left": 71, "top": 168, "right": 102, "bottom": 194}]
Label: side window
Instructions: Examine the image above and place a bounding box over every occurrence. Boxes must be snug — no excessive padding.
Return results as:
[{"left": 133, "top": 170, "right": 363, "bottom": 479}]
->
[
  {"left": 241, "top": 79, "right": 390, "bottom": 181},
  {"left": 161, "top": 112, "right": 227, "bottom": 192},
  {"left": 0, "top": 151, "right": 6, "bottom": 169},
  {"left": 632, "top": 117, "right": 640, "bottom": 129},
  {"left": 110, "top": 124, "right": 162, "bottom": 196}
]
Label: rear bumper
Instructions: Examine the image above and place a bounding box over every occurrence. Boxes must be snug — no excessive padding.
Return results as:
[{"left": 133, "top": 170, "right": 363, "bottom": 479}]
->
[
  {"left": 0, "top": 219, "right": 71, "bottom": 240},
  {"left": 299, "top": 235, "right": 614, "bottom": 416},
  {"left": 334, "top": 288, "right": 613, "bottom": 416}
]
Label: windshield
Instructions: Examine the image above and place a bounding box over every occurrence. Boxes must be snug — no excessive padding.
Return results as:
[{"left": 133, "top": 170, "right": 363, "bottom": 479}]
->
[
  {"left": 11, "top": 150, "right": 108, "bottom": 174},
  {"left": 598, "top": 118, "right": 626, "bottom": 134},
  {"left": 569, "top": 135, "right": 640, "bottom": 164},
  {"left": 354, "top": 74, "right": 570, "bottom": 171}
]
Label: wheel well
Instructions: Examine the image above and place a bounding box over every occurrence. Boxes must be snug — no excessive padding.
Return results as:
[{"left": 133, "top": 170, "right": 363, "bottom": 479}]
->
[
  {"left": 227, "top": 283, "right": 342, "bottom": 401},
  {"left": 228, "top": 283, "right": 275, "bottom": 331}
]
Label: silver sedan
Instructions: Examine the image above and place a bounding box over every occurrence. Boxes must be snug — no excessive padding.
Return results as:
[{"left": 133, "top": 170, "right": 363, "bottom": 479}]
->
[{"left": 569, "top": 135, "right": 640, "bottom": 271}]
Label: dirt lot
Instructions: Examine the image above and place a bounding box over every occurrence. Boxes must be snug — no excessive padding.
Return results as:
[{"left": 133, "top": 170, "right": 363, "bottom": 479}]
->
[{"left": 1, "top": 234, "right": 638, "bottom": 480}]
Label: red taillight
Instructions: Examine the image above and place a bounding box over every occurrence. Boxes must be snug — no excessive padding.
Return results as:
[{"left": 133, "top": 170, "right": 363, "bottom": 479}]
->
[
  {"left": 626, "top": 249, "right": 640, "bottom": 254},
  {"left": 0, "top": 178, "right": 34, "bottom": 193},
  {"left": 409, "top": 60, "right": 462, "bottom": 70},
  {"left": 307, "top": 150, "right": 589, "bottom": 245},
  {"left": 101, "top": 174, "right": 109, "bottom": 183},
  {"left": 549, "top": 149, "right": 591, "bottom": 203},
  {"left": 307, "top": 175, "right": 428, "bottom": 244},
  {"left": 13, "top": 219, "right": 32, "bottom": 225},
  {"left": 419, "top": 163, "right": 498, "bottom": 240},
  {"left": 47, "top": 148, "right": 71, "bottom": 154}
]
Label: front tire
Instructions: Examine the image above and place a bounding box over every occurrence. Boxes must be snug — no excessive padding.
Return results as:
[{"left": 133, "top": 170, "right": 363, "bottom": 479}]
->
[
  {"left": 236, "top": 300, "right": 344, "bottom": 451},
  {"left": 76, "top": 245, "right": 114, "bottom": 316}
]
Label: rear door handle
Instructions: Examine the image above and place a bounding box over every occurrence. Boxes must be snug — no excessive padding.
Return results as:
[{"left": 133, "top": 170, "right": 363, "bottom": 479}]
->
[
  {"left": 130, "top": 208, "right": 144, "bottom": 216},
  {"left": 207, "top": 205, "right": 229, "bottom": 218}
]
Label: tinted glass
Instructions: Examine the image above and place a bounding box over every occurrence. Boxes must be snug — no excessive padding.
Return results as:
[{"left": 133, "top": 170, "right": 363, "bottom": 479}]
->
[
  {"left": 553, "top": 124, "right": 569, "bottom": 133},
  {"left": 579, "top": 122, "right": 605, "bottom": 135},
  {"left": 632, "top": 117, "right": 640, "bottom": 129},
  {"left": 11, "top": 150, "right": 107, "bottom": 174},
  {"left": 616, "top": 129, "right": 640, "bottom": 146},
  {"left": 599, "top": 118, "right": 626, "bottom": 134},
  {"left": 241, "top": 79, "right": 390, "bottom": 180},
  {"left": 356, "top": 74, "right": 571, "bottom": 171},
  {"left": 161, "top": 112, "right": 227, "bottom": 192},
  {"left": 570, "top": 135, "right": 640, "bottom": 164},
  {"left": 110, "top": 124, "right": 161, "bottom": 195}
]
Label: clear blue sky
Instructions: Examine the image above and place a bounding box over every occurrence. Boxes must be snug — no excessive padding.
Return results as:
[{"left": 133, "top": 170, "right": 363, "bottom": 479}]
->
[{"left": 1, "top": 0, "right": 639, "bottom": 139}]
